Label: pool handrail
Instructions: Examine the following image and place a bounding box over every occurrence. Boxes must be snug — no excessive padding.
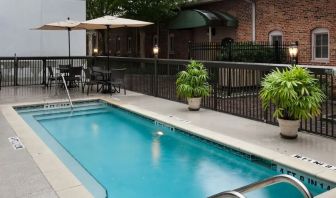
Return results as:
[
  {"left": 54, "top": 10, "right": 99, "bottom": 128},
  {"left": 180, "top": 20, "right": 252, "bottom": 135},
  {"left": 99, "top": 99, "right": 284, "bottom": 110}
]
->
[
  {"left": 208, "top": 174, "right": 313, "bottom": 198},
  {"left": 212, "top": 191, "right": 246, "bottom": 198}
]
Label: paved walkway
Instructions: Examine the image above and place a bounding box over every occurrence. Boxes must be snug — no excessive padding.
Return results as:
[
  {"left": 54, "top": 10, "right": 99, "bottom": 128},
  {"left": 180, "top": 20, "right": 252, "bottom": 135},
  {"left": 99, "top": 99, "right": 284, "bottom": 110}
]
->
[{"left": 1, "top": 86, "right": 336, "bottom": 197}]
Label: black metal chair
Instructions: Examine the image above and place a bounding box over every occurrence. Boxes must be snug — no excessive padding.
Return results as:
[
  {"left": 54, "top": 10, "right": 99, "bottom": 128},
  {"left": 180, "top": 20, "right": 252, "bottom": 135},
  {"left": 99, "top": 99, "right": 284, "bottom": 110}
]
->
[
  {"left": 108, "top": 68, "right": 127, "bottom": 95},
  {"left": 59, "top": 64, "right": 70, "bottom": 74},
  {"left": 65, "top": 66, "right": 83, "bottom": 88},
  {"left": 0, "top": 70, "right": 2, "bottom": 90},
  {"left": 83, "top": 68, "right": 102, "bottom": 95},
  {"left": 46, "top": 66, "right": 61, "bottom": 88}
]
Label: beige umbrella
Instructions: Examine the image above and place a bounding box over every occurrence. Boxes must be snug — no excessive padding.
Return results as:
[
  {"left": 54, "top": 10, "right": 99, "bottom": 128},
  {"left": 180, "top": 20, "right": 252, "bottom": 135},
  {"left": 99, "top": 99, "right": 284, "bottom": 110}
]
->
[
  {"left": 33, "top": 18, "right": 83, "bottom": 58},
  {"left": 76, "top": 15, "right": 153, "bottom": 30},
  {"left": 76, "top": 16, "right": 153, "bottom": 63}
]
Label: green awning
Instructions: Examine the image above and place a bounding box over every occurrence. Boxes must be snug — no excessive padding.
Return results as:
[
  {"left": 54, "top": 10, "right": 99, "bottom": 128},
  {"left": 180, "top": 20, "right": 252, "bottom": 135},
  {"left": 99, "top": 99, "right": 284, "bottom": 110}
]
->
[
  {"left": 168, "top": 9, "right": 237, "bottom": 30},
  {"left": 212, "top": 11, "right": 238, "bottom": 27}
]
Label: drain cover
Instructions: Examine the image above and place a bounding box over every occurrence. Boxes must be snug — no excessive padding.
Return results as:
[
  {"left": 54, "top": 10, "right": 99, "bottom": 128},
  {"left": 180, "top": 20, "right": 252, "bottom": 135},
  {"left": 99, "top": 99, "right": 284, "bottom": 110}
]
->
[{"left": 8, "top": 136, "right": 25, "bottom": 150}]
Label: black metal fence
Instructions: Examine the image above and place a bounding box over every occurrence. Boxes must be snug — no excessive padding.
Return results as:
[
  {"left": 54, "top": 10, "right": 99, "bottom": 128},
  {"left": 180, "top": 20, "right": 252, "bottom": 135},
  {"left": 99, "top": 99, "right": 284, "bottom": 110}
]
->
[
  {"left": 0, "top": 56, "right": 335, "bottom": 138},
  {"left": 189, "top": 41, "right": 295, "bottom": 64}
]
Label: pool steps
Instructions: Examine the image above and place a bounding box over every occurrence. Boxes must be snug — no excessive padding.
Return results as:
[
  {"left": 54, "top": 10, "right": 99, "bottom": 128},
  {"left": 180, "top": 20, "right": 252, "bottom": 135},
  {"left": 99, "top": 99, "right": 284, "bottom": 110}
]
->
[
  {"left": 17, "top": 102, "right": 109, "bottom": 121},
  {"left": 17, "top": 101, "right": 103, "bottom": 114}
]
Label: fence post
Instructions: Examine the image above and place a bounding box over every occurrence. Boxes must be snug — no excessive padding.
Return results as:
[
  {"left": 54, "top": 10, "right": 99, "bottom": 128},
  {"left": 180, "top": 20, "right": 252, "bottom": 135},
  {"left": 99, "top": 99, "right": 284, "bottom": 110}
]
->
[
  {"left": 295, "top": 41, "right": 299, "bottom": 64},
  {"left": 42, "top": 58, "right": 47, "bottom": 85},
  {"left": 228, "top": 41, "right": 232, "bottom": 61},
  {"left": 14, "top": 54, "right": 18, "bottom": 86},
  {"left": 212, "top": 68, "right": 218, "bottom": 111},
  {"left": 154, "top": 58, "right": 158, "bottom": 97},
  {"left": 188, "top": 40, "right": 192, "bottom": 59},
  {"left": 274, "top": 40, "right": 280, "bottom": 63}
]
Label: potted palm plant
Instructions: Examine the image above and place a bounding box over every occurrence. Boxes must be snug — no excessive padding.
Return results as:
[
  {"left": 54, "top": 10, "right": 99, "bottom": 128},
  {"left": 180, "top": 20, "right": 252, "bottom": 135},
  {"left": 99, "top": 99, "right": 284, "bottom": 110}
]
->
[
  {"left": 176, "top": 60, "right": 210, "bottom": 111},
  {"left": 260, "top": 66, "right": 325, "bottom": 139}
]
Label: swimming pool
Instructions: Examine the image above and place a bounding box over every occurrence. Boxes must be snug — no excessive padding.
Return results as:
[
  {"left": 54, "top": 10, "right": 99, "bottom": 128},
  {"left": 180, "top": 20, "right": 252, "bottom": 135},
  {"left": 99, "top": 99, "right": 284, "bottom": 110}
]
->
[{"left": 16, "top": 100, "right": 334, "bottom": 197}]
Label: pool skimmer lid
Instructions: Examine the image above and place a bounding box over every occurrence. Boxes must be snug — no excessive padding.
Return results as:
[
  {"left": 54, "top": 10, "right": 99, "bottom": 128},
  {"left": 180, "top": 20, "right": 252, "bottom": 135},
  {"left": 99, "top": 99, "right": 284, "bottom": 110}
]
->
[{"left": 8, "top": 136, "right": 25, "bottom": 150}]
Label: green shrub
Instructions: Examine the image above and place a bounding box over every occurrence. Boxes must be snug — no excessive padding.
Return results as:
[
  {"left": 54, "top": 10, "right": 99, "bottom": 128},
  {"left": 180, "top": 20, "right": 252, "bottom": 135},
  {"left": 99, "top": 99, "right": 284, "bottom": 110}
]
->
[
  {"left": 176, "top": 60, "right": 210, "bottom": 98},
  {"left": 260, "top": 66, "right": 326, "bottom": 120}
]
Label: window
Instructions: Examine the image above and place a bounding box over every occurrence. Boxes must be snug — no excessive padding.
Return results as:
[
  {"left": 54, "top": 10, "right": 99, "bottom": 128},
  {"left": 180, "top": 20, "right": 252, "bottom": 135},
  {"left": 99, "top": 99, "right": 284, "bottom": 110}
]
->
[
  {"left": 168, "top": 33, "right": 175, "bottom": 54},
  {"left": 269, "top": 30, "right": 283, "bottom": 45},
  {"left": 127, "top": 36, "right": 132, "bottom": 54},
  {"left": 116, "top": 36, "right": 121, "bottom": 55},
  {"left": 312, "top": 28, "right": 329, "bottom": 61},
  {"left": 153, "top": 35, "right": 158, "bottom": 47}
]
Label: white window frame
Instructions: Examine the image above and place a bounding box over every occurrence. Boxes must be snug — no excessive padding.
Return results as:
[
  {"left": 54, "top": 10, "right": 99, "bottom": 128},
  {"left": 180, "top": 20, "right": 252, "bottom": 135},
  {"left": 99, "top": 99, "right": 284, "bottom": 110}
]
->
[
  {"left": 312, "top": 28, "right": 329, "bottom": 62},
  {"left": 269, "top": 30, "right": 283, "bottom": 45},
  {"left": 168, "top": 33, "right": 175, "bottom": 54}
]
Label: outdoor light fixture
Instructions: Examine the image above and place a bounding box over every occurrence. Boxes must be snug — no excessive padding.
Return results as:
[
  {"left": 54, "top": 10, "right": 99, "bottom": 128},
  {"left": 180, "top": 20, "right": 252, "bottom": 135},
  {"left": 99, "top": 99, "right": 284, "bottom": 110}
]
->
[
  {"left": 93, "top": 48, "right": 98, "bottom": 55},
  {"left": 289, "top": 43, "right": 298, "bottom": 66},
  {"left": 153, "top": 45, "right": 159, "bottom": 57},
  {"left": 289, "top": 44, "right": 298, "bottom": 58}
]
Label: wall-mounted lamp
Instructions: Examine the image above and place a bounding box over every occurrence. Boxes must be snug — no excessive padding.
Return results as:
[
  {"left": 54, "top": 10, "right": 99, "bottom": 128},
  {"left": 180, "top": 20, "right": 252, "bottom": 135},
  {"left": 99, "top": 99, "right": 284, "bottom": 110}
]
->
[
  {"left": 153, "top": 44, "right": 159, "bottom": 58},
  {"left": 93, "top": 48, "right": 98, "bottom": 55},
  {"left": 289, "top": 43, "right": 298, "bottom": 66}
]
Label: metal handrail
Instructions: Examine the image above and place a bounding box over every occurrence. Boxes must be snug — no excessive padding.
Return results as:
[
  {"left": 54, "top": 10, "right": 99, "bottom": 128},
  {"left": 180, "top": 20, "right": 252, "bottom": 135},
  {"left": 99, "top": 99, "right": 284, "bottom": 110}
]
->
[
  {"left": 208, "top": 174, "right": 313, "bottom": 198},
  {"left": 213, "top": 191, "right": 246, "bottom": 198},
  {"left": 60, "top": 74, "right": 73, "bottom": 109}
]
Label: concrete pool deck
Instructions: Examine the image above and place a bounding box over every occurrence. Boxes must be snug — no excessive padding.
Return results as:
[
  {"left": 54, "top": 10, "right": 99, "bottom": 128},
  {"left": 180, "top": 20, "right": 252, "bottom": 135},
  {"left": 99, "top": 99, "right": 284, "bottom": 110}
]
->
[{"left": 1, "top": 86, "right": 336, "bottom": 197}]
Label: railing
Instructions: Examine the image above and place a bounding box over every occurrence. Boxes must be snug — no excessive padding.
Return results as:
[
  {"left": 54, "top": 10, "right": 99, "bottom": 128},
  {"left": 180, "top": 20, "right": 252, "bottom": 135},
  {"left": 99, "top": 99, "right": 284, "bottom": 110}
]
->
[
  {"left": 0, "top": 56, "right": 88, "bottom": 86},
  {"left": 60, "top": 74, "right": 73, "bottom": 109},
  {"left": 208, "top": 174, "right": 313, "bottom": 198},
  {"left": 188, "top": 41, "right": 295, "bottom": 64},
  {"left": 1, "top": 56, "right": 336, "bottom": 138}
]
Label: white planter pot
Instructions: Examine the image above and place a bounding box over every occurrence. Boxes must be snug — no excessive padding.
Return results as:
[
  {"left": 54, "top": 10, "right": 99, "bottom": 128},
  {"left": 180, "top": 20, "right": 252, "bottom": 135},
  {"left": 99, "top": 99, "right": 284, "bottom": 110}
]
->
[
  {"left": 277, "top": 118, "right": 300, "bottom": 139},
  {"left": 187, "top": 97, "right": 202, "bottom": 111}
]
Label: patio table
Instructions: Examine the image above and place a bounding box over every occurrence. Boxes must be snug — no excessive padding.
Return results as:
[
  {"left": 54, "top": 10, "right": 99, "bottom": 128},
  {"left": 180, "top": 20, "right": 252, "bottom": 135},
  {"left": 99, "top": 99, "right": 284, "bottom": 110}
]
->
[{"left": 92, "top": 69, "right": 117, "bottom": 94}]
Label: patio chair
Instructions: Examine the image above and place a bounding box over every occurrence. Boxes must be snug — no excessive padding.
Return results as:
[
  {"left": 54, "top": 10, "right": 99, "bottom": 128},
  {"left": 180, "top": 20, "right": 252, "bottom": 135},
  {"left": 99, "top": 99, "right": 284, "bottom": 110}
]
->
[
  {"left": 65, "top": 66, "right": 83, "bottom": 88},
  {"left": 108, "top": 68, "right": 127, "bottom": 95},
  {"left": 59, "top": 64, "right": 70, "bottom": 76},
  {"left": 0, "top": 70, "right": 2, "bottom": 90},
  {"left": 83, "top": 68, "right": 102, "bottom": 95},
  {"left": 46, "top": 66, "right": 61, "bottom": 88}
]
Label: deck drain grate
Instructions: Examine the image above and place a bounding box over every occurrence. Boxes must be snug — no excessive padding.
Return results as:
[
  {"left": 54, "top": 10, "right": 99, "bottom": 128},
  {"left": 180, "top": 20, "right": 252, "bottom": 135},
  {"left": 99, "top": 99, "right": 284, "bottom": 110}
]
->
[{"left": 8, "top": 136, "right": 25, "bottom": 150}]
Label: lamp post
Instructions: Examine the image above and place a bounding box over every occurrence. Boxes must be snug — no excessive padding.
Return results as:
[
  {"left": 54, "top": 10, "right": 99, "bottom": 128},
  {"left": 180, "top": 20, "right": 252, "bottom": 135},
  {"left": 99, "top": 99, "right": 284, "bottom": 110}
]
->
[
  {"left": 92, "top": 48, "right": 98, "bottom": 67},
  {"left": 153, "top": 45, "right": 159, "bottom": 97},
  {"left": 289, "top": 43, "right": 298, "bottom": 66}
]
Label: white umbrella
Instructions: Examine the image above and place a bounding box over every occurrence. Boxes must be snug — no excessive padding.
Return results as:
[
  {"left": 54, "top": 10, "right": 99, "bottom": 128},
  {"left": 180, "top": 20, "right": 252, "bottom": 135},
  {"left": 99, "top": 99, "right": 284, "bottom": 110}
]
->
[
  {"left": 76, "top": 16, "right": 153, "bottom": 64},
  {"left": 33, "top": 18, "right": 83, "bottom": 59},
  {"left": 76, "top": 15, "right": 153, "bottom": 30}
]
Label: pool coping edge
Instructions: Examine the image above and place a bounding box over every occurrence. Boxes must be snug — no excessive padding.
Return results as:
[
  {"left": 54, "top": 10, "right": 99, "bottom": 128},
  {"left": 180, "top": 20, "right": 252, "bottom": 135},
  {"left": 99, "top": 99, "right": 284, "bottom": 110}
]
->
[{"left": 2, "top": 95, "right": 336, "bottom": 197}]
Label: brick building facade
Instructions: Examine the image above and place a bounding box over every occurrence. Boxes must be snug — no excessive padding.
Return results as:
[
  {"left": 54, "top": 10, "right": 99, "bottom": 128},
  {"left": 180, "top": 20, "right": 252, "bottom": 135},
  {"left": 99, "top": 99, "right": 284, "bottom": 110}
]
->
[{"left": 90, "top": 0, "right": 336, "bottom": 66}]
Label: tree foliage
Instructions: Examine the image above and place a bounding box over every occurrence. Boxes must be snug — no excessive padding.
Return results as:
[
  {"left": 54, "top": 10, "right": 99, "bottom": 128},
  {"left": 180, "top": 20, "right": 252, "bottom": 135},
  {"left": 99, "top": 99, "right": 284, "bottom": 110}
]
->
[
  {"left": 121, "top": 0, "right": 185, "bottom": 23},
  {"left": 86, "top": 0, "right": 125, "bottom": 19},
  {"left": 260, "top": 66, "right": 326, "bottom": 120},
  {"left": 87, "top": 0, "right": 188, "bottom": 22}
]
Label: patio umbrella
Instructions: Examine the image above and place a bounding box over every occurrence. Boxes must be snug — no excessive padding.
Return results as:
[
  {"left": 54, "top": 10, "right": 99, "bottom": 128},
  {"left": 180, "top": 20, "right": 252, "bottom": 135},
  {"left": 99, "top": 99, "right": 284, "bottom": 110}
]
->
[
  {"left": 75, "top": 16, "right": 153, "bottom": 67},
  {"left": 33, "top": 17, "right": 83, "bottom": 59}
]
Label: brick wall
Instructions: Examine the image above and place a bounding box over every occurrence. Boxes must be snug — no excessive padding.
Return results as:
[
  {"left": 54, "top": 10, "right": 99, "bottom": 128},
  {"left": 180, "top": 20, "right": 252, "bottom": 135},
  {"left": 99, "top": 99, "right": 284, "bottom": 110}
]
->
[
  {"left": 255, "top": 0, "right": 336, "bottom": 66},
  {"left": 92, "top": 0, "right": 336, "bottom": 65},
  {"left": 196, "top": 0, "right": 252, "bottom": 41}
]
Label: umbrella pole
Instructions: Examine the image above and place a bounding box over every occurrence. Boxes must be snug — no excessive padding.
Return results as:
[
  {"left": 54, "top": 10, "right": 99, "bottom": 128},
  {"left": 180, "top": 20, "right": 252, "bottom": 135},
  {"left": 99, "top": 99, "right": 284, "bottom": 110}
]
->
[
  {"left": 68, "top": 27, "right": 72, "bottom": 66},
  {"left": 106, "top": 25, "right": 110, "bottom": 71}
]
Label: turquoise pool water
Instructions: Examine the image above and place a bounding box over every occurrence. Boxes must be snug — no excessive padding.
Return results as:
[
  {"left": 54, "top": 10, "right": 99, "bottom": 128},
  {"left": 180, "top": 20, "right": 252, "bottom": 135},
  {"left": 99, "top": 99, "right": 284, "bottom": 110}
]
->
[{"left": 17, "top": 101, "right": 331, "bottom": 198}]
